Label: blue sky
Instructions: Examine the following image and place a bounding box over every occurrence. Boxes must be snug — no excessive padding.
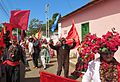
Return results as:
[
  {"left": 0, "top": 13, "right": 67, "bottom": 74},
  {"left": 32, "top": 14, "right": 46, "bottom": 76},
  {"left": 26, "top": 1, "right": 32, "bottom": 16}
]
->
[{"left": 0, "top": 0, "right": 90, "bottom": 24}]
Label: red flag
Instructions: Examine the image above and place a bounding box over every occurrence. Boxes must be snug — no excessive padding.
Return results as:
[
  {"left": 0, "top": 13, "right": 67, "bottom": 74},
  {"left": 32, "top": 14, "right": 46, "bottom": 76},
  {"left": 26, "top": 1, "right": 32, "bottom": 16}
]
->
[
  {"left": 3, "top": 23, "right": 15, "bottom": 38},
  {"left": 0, "top": 23, "right": 14, "bottom": 48},
  {"left": 66, "top": 20, "right": 80, "bottom": 48},
  {"left": 10, "top": 10, "right": 30, "bottom": 30},
  {"left": 0, "top": 32, "right": 5, "bottom": 48},
  {"left": 0, "top": 28, "right": 5, "bottom": 46},
  {"left": 0, "top": 28, "right": 4, "bottom": 38},
  {"left": 40, "top": 71, "right": 79, "bottom": 82}
]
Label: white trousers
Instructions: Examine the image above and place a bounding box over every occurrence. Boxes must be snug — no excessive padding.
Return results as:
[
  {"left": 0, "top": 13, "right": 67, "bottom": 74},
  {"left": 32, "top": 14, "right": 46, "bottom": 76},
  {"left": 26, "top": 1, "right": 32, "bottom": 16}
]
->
[{"left": 41, "top": 55, "right": 46, "bottom": 68}]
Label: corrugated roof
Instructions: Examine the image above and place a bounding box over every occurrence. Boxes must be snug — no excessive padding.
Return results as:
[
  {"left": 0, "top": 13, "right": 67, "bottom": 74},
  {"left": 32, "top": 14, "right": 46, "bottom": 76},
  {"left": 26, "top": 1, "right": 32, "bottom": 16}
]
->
[{"left": 60, "top": 0, "right": 104, "bottom": 22}]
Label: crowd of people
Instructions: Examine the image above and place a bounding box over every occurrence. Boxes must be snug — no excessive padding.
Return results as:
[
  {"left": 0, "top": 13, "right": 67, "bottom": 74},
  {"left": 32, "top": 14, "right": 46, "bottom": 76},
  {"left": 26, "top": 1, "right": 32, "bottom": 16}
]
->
[
  {"left": 0, "top": 29, "right": 77, "bottom": 82},
  {"left": 0, "top": 30, "right": 56, "bottom": 82},
  {"left": 0, "top": 28, "right": 120, "bottom": 82}
]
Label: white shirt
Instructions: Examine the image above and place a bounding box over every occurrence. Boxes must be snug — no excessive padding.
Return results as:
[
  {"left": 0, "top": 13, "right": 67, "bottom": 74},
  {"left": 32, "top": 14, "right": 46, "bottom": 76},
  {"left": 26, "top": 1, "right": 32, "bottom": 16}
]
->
[
  {"left": 28, "top": 42, "right": 34, "bottom": 54},
  {"left": 82, "top": 58, "right": 101, "bottom": 82}
]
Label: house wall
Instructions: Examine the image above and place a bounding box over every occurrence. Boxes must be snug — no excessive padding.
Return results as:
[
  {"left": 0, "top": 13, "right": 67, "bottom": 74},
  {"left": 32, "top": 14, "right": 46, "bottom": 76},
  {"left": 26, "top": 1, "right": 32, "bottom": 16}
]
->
[{"left": 60, "top": 0, "right": 120, "bottom": 62}]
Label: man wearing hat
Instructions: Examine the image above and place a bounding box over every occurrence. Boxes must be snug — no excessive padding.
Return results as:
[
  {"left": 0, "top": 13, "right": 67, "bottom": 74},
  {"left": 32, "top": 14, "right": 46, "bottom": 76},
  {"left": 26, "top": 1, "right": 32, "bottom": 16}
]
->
[
  {"left": 3, "top": 36, "right": 28, "bottom": 82},
  {"left": 49, "top": 37, "right": 76, "bottom": 78}
]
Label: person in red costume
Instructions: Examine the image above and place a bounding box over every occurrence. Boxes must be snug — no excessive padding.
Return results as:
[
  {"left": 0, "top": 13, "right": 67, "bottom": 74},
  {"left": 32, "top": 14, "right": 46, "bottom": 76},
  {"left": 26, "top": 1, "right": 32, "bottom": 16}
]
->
[{"left": 82, "top": 30, "right": 120, "bottom": 82}]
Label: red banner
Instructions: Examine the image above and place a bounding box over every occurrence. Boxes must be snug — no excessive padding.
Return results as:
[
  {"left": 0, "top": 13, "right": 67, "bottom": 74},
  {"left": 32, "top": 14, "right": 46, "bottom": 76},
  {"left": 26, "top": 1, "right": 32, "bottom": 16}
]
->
[
  {"left": 10, "top": 10, "right": 30, "bottom": 30},
  {"left": 40, "top": 71, "right": 79, "bottom": 82},
  {"left": 0, "top": 35, "right": 5, "bottom": 49},
  {"left": 0, "top": 23, "right": 14, "bottom": 48},
  {"left": 66, "top": 20, "right": 80, "bottom": 48},
  {"left": 3, "top": 22, "right": 15, "bottom": 38}
]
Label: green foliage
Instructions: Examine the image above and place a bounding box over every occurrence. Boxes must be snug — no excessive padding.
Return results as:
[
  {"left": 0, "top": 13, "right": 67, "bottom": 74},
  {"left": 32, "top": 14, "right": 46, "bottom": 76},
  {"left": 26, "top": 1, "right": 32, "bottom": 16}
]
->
[
  {"left": 41, "top": 24, "right": 46, "bottom": 31},
  {"left": 29, "top": 18, "right": 41, "bottom": 29},
  {"left": 49, "top": 13, "right": 61, "bottom": 32},
  {"left": 27, "top": 13, "right": 60, "bottom": 36},
  {"left": 18, "top": 29, "right": 21, "bottom": 35},
  {"left": 52, "top": 13, "right": 59, "bottom": 21},
  {"left": 48, "top": 19, "right": 54, "bottom": 31},
  {"left": 0, "top": 24, "right": 2, "bottom": 32},
  {"left": 29, "top": 18, "right": 42, "bottom": 35}
]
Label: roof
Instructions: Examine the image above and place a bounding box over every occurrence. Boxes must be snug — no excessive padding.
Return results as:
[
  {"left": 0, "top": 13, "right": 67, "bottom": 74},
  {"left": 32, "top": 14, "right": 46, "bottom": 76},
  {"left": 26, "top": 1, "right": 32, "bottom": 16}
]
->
[{"left": 60, "top": 0, "right": 104, "bottom": 22}]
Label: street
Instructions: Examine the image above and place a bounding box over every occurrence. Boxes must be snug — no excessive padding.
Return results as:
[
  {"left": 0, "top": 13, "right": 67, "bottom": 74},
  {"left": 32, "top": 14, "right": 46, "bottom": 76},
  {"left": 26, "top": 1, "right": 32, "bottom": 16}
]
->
[{"left": 1, "top": 56, "right": 81, "bottom": 82}]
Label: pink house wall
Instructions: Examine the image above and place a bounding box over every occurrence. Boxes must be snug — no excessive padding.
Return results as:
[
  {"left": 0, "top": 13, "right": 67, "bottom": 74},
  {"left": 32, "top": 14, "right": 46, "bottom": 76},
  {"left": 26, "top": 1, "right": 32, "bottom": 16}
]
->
[{"left": 60, "top": 0, "right": 120, "bottom": 62}]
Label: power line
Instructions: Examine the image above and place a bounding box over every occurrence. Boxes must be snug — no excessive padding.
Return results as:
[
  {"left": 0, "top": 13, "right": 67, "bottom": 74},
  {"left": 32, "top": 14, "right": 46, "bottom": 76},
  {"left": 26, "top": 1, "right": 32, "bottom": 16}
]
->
[
  {"left": 5, "top": 0, "right": 14, "bottom": 10},
  {"left": 0, "top": 1, "right": 9, "bottom": 18},
  {"left": 45, "top": 3, "right": 50, "bottom": 38},
  {"left": 1, "top": 0, "right": 9, "bottom": 14}
]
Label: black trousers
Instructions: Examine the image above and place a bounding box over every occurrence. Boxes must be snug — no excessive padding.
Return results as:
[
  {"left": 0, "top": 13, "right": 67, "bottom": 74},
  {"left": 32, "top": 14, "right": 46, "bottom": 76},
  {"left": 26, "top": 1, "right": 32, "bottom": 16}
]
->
[
  {"left": 5, "top": 65, "right": 20, "bottom": 82},
  {"left": 32, "top": 52, "right": 39, "bottom": 67},
  {"left": 57, "top": 61, "right": 69, "bottom": 78}
]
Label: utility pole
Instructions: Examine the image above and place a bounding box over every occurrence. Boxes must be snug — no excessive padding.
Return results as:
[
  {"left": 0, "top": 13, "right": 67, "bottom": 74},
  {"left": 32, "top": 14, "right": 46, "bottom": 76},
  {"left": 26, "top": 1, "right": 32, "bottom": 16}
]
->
[
  {"left": 45, "top": 3, "right": 50, "bottom": 38},
  {"left": 48, "top": 5, "right": 49, "bottom": 38}
]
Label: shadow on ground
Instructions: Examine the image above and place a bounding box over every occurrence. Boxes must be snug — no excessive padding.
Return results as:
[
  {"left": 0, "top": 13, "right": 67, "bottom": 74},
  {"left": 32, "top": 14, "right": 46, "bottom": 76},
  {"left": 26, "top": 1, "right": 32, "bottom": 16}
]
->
[
  {"left": 46, "top": 64, "right": 54, "bottom": 68},
  {"left": 68, "top": 75, "right": 79, "bottom": 80},
  {"left": 23, "top": 77, "right": 40, "bottom": 82}
]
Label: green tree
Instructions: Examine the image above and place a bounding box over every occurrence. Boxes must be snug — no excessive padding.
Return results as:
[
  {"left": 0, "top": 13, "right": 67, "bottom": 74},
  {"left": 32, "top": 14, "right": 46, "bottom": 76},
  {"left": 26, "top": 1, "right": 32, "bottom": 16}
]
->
[
  {"left": 29, "top": 18, "right": 42, "bottom": 35},
  {"left": 49, "top": 13, "right": 60, "bottom": 34},
  {"left": 40, "top": 23, "right": 46, "bottom": 36},
  {"left": 0, "top": 24, "right": 3, "bottom": 32},
  {"left": 52, "top": 13, "right": 59, "bottom": 21}
]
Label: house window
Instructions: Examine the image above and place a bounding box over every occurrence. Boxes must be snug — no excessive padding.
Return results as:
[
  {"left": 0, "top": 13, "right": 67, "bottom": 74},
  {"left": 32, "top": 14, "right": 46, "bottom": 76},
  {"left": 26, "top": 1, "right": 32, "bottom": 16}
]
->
[{"left": 81, "top": 22, "right": 89, "bottom": 41}]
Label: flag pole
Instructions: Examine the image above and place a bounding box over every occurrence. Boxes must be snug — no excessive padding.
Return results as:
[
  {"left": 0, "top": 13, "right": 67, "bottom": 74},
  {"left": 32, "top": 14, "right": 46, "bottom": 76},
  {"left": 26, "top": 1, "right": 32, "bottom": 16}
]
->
[
  {"left": 47, "top": 4, "right": 50, "bottom": 38},
  {"left": 17, "top": 28, "right": 19, "bottom": 40},
  {"left": 45, "top": 3, "right": 49, "bottom": 38},
  {"left": 45, "top": 4, "right": 47, "bottom": 38}
]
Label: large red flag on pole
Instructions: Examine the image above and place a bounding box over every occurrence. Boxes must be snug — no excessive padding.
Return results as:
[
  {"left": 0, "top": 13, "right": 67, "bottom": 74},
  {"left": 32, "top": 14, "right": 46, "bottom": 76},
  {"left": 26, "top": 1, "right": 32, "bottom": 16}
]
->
[
  {"left": 66, "top": 20, "right": 80, "bottom": 48},
  {"left": 10, "top": 10, "right": 30, "bottom": 30},
  {"left": 0, "top": 32, "right": 5, "bottom": 49}
]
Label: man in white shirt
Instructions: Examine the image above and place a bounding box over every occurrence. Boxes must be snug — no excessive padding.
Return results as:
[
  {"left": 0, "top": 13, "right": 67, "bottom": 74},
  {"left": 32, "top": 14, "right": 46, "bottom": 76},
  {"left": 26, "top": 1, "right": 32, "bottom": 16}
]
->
[{"left": 28, "top": 38, "right": 34, "bottom": 58}]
